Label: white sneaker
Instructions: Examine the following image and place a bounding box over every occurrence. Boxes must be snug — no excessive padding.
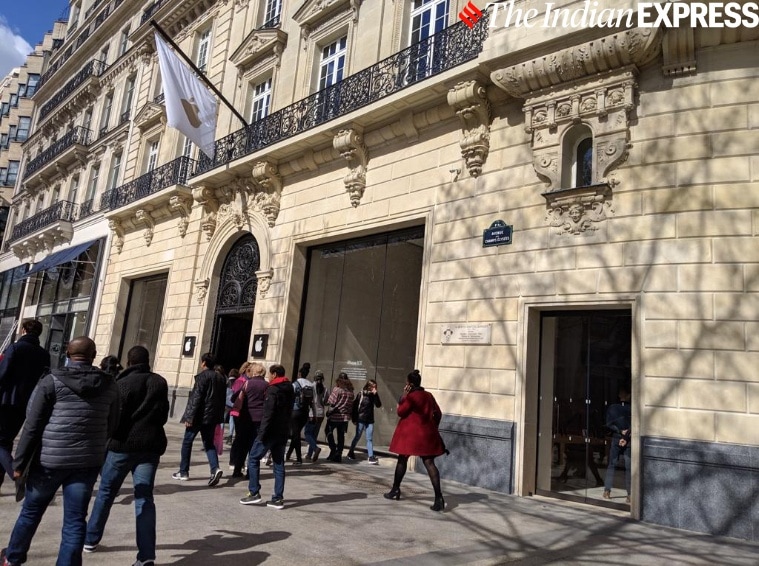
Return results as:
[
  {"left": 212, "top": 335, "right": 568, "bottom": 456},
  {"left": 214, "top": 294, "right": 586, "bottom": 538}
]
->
[
  {"left": 132, "top": 560, "right": 155, "bottom": 566},
  {"left": 83, "top": 544, "right": 97, "bottom": 553}
]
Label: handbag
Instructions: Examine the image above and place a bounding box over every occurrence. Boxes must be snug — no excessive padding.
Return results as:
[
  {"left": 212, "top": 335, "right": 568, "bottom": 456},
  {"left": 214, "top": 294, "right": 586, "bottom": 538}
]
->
[{"left": 231, "top": 381, "right": 247, "bottom": 416}]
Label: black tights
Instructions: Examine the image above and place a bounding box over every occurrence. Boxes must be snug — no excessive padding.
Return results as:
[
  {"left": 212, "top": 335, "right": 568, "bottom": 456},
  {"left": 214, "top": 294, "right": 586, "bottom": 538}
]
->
[{"left": 392, "top": 455, "right": 442, "bottom": 497}]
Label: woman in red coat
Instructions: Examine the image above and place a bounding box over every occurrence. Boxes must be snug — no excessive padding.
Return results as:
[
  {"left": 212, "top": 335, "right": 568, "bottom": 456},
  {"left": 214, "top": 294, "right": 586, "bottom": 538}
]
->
[{"left": 385, "top": 370, "right": 446, "bottom": 511}]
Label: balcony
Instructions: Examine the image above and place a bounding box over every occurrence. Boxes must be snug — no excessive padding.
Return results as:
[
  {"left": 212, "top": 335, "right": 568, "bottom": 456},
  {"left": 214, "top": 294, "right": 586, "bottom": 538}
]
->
[
  {"left": 140, "top": 0, "right": 168, "bottom": 25},
  {"left": 101, "top": 156, "right": 196, "bottom": 212},
  {"left": 39, "top": 59, "right": 107, "bottom": 120},
  {"left": 24, "top": 127, "right": 91, "bottom": 181},
  {"left": 195, "top": 13, "right": 489, "bottom": 175},
  {"left": 78, "top": 198, "right": 96, "bottom": 219},
  {"left": 260, "top": 14, "right": 281, "bottom": 29},
  {"left": 9, "top": 200, "right": 77, "bottom": 243}
]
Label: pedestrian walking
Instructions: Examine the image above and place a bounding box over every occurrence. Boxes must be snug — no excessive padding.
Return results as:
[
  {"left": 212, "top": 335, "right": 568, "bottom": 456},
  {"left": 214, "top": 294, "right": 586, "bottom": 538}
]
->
[
  {"left": 173, "top": 353, "right": 227, "bottom": 486},
  {"left": 384, "top": 369, "right": 447, "bottom": 512},
  {"left": 304, "top": 371, "right": 327, "bottom": 461},
  {"left": 324, "top": 373, "right": 354, "bottom": 463},
  {"left": 347, "top": 379, "right": 382, "bottom": 464},
  {"left": 83, "top": 346, "right": 169, "bottom": 566},
  {"left": 285, "top": 364, "right": 316, "bottom": 465},
  {"left": 239, "top": 364, "right": 293, "bottom": 509},
  {"left": 0, "top": 337, "right": 120, "bottom": 566}
]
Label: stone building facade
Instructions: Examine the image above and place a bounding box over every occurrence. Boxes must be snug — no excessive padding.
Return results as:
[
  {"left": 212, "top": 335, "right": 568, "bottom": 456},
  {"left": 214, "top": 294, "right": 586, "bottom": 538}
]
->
[{"left": 1, "top": 0, "right": 758, "bottom": 541}]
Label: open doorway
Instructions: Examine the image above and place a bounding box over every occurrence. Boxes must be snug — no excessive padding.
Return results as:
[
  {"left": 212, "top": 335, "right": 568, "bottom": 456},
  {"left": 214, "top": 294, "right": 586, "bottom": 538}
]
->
[{"left": 535, "top": 310, "right": 632, "bottom": 510}]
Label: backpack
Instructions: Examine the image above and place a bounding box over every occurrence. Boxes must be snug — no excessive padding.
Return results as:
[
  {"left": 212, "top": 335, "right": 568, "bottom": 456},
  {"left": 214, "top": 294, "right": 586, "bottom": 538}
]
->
[{"left": 294, "top": 380, "right": 314, "bottom": 410}]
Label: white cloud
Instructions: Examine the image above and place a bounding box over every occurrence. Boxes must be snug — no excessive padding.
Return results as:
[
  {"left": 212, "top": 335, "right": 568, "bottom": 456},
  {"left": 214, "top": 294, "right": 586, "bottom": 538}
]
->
[{"left": 0, "top": 16, "right": 33, "bottom": 80}]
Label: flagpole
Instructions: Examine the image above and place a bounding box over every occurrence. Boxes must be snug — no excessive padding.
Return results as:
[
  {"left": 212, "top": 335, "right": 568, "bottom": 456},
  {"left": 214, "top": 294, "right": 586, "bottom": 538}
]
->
[{"left": 150, "top": 20, "right": 248, "bottom": 127}]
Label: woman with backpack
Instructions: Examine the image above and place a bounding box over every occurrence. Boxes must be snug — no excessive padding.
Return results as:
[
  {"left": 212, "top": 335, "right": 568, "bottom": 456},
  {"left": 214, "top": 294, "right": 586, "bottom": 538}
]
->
[
  {"left": 384, "top": 369, "right": 447, "bottom": 512},
  {"left": 229, "top": 363, "right": 253, "bottom": 477},
  {"left": 347, "top": 380, "right": 382, "bottom": 464},
  {"left": 286, "top": 364, "right": 315, "bottom": 465},
  {"left": 305, "top": 371, "right": 327, "bottom": 461}
]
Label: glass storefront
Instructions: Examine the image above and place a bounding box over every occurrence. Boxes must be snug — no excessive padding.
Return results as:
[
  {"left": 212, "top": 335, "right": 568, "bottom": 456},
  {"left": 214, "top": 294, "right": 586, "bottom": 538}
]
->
[
  {"left": 0, "top": 265, "right": 29, "bottom": 348},
  {"left": 297, "top": 227, "right": 424, "bottom": 447},
  {"left": 119, "top": 274, "right": 168, "bottom": 364},
  {"left": 26, "top": 240, "right": 103, "bottom": 369}
]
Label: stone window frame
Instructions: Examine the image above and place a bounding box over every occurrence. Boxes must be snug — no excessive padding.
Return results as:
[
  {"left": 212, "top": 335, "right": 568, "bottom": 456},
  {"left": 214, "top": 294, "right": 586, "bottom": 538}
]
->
[{"left": 298, "top": 9, "right": 357, "bottom": 98}]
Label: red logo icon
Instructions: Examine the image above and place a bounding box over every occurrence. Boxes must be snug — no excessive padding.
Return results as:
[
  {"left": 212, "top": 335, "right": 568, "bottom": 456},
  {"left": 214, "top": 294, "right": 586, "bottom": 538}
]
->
[{"left": 459, "top": 1, "right": 483, "bottom": 28}]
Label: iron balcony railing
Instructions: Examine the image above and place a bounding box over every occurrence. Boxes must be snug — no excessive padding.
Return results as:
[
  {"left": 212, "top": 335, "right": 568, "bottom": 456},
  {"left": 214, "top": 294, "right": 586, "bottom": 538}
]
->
[
  {"left": 100, "top": 156, "right": 196, "bottom": 211},
  {"left": 154, "top": 93, "right": 165, "bottom": 104},
  {"left": 78, "top": 198, "right": 96, "bottom": 219},
  {"left": 84, "top": 0, "right": 106, "bottom": 21},
  {"left": 39, "top": 60, "right": 108, "bottom": 119},
  {"left": 10, "top": 200, "right": 78, "bottom": 242},
  {"left": 141, "top": 0, "right": 168, "bottom": 25},
  {"left": 196, "top": 13, "right": 489, "bottom": 175},
  {"left": 260, "top": 13, "right": 281, "bottom": 29},
  {"left": 24, "top": 127, "right": 91, "bottom": 178},
  {"left": 119, "top": 110, "right": 130, "bottom": 125}
]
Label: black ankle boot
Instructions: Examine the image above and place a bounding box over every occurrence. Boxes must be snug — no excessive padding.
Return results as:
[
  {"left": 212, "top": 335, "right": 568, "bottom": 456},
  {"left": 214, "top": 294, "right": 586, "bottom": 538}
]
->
[
  {"left": 383, "top": 487, "right": 401, "bottom": 500},
  {"left": 430, "top": 495, "right": 445, "bottom": 511}
]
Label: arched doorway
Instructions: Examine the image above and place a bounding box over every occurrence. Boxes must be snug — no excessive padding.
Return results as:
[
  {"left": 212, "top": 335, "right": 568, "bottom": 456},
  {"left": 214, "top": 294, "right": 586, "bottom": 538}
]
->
[{"left": 211, "top": 234, "right": 260, "bottom": 373}]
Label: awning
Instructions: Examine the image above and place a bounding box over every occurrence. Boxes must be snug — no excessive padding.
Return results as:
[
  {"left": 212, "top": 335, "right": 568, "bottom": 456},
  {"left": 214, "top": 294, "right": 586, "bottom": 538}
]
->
[{"left": 25, "top": 240, "right": 99, "bottom": 277}]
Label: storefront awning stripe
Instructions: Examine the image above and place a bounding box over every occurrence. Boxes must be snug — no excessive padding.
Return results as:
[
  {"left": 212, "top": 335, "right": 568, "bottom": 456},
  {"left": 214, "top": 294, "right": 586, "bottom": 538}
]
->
[{"left": 24, "top": 240, "right": 99, "bottom": 277}]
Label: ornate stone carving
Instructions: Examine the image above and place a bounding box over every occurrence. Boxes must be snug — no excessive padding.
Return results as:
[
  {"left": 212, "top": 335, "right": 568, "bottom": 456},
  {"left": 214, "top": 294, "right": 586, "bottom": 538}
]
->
[
  {"left": 229, "top": 28, "right": 287, "bottom": 72},
  {"left": 250, "top": 161, "right": 282, "bottom": 226},
  {"left": 194, "top": 278, "right": 210, "bottom": 304},
  {"left": 169, "top": 195, "right": 193, "bottom": 238},
  {"left": 333, "top": 129, "right": 368, "bottom": 207},
  {"left": 109, "top": 219, "right": 125, "bottom": 253},
  {"left": 256, "top": 269, "right": 273, "bottom": 298},
  {"left": 543, "top": 184, "right": 613, "bottom": 235},
  {"left": 218, "top": 202, "right": 245, "bottom": 230},
  {"left": 192, "top": 186, "right": 219, "bottom": 241},
  {"left": 491, "top": 27, "right": 661, "bottom": 97},
  {"left": 135, "top": 209, "right": 155, "bottom": 246},
  {"left": 447, "top": 80, "right": 492, "bottom": 178}
]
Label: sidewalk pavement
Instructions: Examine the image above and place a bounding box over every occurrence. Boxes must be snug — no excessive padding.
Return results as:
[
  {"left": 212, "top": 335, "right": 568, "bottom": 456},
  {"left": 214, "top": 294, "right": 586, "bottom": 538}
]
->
[{"left": 2, "top": 422, "right": 758, "bottom": 565}]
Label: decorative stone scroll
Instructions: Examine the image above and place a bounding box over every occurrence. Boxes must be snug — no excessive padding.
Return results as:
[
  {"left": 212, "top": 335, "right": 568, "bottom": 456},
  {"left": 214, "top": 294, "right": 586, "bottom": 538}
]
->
[
  {"left": 192, "top": 186, "right": 220, "bottom": 241},
  {"left": 194, "top": 278, "right": 210, "bottom": 304},
  {"left": 447, "top": 80, "right": 492, "bottom": 178},
  {"left": 250, "top": 160, "right": 283, "bottom": 227},
  {"left": 135, "top": 209, "right": 155, "bottom": 246},
  {"left": 108, "top": 219, "right": 125, "bottom": 254},
  {"left": 255, "top": 269, "right": 273, "bottom": 298},
  {"left": 169, "top": 195, "right": 193, "bottom": 238},
  {"left": 543, "top": 184, "right": 613, "bottom": 235},
  {"left": 333, "top": 129, "right": 368, "bottom": 207}
]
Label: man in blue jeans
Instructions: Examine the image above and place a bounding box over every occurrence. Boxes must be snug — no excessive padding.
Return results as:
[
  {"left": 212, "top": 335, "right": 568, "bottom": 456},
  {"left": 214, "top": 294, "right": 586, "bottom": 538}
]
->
[
  {"left": 173, "top": 352, "right": 227, "bottom": 486},
  {"left": 239, "top": 364, "right": 293, "bottom": 509},
  {"left": 83, "top": 346, "right": 169, "bottom": 566},
  {"left": 1, "top": 337, "right": 119, "bottom": 566}
]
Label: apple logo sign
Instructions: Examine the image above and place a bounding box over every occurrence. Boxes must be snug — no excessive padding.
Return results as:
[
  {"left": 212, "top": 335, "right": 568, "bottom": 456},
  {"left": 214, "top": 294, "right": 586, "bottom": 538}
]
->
[
  {"left": 252, "top": 334, "right": 268, "bottom": 358},
  {"left": 254, "top": 336, "right": 263, "bottom": 353},
  {"left": 184, "top": 338, "right": 193, "bottom": 353}
]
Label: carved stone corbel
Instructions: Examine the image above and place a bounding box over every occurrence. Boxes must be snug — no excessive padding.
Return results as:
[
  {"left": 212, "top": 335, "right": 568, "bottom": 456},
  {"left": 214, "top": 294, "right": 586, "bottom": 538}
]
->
[
  {"left": 109, "top": 219, "right": 125, "bottom": 253},
  {"left": 169, "top": 195, "right": 193, "bottom": 238},
  {"left": 256, "top": 269, "right": 273, "bottom": 298},
  {"left": 663, "top": 27, "right": 696, "bottom": 76},
  {"left": 542, "top": 184, "right": 614, "bottom": 235},
  {"left": 250, "top": 161, "right": 282, "bottom": 227},
  {"left": 194, "top": 278, "right": 210, "bottom": 304},
  {"left": 192, "top": 186, "right": 219, "bottom": 241},
  {"left": 333, "top": 129, "right": 368, "bottom": 207},
  {"left": 135, "top": 209, "right": 155, "bottom": 246},
  {"left": 447, "top": 80, "right": 491, "bottom": 178}
]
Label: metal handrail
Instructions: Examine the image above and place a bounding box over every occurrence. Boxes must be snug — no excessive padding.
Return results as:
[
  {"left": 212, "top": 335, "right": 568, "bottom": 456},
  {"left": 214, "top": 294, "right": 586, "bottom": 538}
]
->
[
  {"left": 39, "top": 59, "right": 108, "bottom": 119},
  {"left": 9, "top": 200, "right": 78, "bottom": 242},
  {"left": 24, "top": 127, "right": 91, "bottom": 178},
  {"left": 100, "top": 156, "right": 197, "bottom": 211}
]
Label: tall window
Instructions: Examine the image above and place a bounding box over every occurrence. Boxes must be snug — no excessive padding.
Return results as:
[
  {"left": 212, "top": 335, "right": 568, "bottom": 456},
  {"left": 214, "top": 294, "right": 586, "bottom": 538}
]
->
[
  {"left": 108, "top": 153, "right": 122, "bottom": 189},
  {"left": 83, "top": 107, "right": 93, "bottom": 132},
  {"left": 9, "top": 94, "right": 18, "bottom": 108},
  {"left": 181, "top": 136, "right": 194, "bottom": 159},
  {"left": 319, "top": 37, "right": 347, "bottom": 90},
  {"left": 262, "top": 0, "right": 282, "bottom": 26},
  {"left": 86, "top": 165, "right": 100, "bottom": 200},
  {"left": 26, "top": 74, "right": 40, "bottom": 97},
  {"left": 120, "top": 274, "right": 168, "bottom": 361},
  {"left": 16, "top": 117, "right": 31, "bottom": 142},
  {"left": 8, "top": 126, "right": 17, "bottom": 143},
  {"left": 7, "top": 161, "right": 19, "bottom": 185},
  {"left": 17, "top": 84, "right": 26, "bottom": 98},
  {"left": 196, "top": 29, "right": 212, "bottom": 73},
  {"left": 100, "top": 46, "right": 109, "bottom": 66},
  {"left": 561, "top": 125, "right": 594, "bottom": 188},
  {"left": 147, "top": 141, "right": 159, "bottom": 171},
  {"left": 69, "top": 175, "right": 80, "bottom": 203},
  {"left": 575, "top": 137, "right": 593, "bottom": 187},
  {"left": 119, "top": 26, "right": 130, "bottom": 56},
  {"left": 100, "top": 93, "right": 113, "bottom": 134},
  {"left": 249, "top": 78, "right": 272, "bottom": 122},
  {"left": 0, "top": 134, "right": 7, "bottom": 150},
  {"left": 0, "top": 168, "right": 6, "bottom": 185},
  {"left": 121, "top": 76, "right": 135, "bottom": 116},
  {"left": 410, "top": 0, "right": 449, "bottom": 44}
]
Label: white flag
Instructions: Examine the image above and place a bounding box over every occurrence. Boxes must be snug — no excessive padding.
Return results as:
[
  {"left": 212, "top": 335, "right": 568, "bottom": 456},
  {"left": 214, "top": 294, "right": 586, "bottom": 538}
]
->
[{"left": 155, "top": 33, "right": 218, "bottom": 159}]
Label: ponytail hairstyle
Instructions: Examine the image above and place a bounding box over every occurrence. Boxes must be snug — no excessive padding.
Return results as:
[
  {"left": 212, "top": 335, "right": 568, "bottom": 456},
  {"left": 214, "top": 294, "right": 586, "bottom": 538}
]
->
[{"left": 407, "top": 369, "right": 422, "bottom": 388}]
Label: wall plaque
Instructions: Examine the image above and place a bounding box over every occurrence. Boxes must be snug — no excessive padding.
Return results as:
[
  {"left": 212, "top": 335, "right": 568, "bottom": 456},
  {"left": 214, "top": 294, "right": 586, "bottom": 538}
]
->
[
  {"left": 441, "top": 324, "right": 492, "bottom": 345},
  {"left": 251, "top": 334, "right": 268, "bottom": 358}
]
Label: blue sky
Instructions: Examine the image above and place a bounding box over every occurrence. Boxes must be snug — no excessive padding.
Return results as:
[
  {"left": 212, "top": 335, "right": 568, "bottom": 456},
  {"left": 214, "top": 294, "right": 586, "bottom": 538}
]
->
[{"left": 0, "top": 1, "right": 66, "bottom": 78}]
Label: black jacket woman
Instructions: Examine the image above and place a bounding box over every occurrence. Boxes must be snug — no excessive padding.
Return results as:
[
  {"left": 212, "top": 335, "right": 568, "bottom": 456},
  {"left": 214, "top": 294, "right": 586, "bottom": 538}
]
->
[{"left": 347, "top": 380, "right": 381, "bottom": 464}]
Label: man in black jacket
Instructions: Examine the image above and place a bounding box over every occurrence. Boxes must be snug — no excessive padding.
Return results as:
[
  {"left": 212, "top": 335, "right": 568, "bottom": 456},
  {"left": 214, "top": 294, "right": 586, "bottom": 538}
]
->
[
  {"left": 0, "top": 319, "right": 48, "bottom": 492},
  {"left": 239, "top": 364, "right": 293, "bottom": 509},
  {"left": 173, "top": 352, "right": 227, "bottom": 486},
  {"left": 83, "top": 346, "right": 169, "bottom": 566},
  {"left": 1, "top": 337, "right": 119, "bottom": 566}
]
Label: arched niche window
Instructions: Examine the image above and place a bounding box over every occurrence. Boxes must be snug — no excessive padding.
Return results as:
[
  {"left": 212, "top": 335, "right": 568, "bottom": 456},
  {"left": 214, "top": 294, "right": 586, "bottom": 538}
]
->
[{"left": 561, "top": 124, "right": 593, "bottom": 188}]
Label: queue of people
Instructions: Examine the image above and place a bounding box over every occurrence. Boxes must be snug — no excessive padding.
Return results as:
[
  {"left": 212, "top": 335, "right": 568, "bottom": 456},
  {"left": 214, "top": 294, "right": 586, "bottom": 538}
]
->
[{"left": 0, "top": 319, "right": 450, "bottom": 566}]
